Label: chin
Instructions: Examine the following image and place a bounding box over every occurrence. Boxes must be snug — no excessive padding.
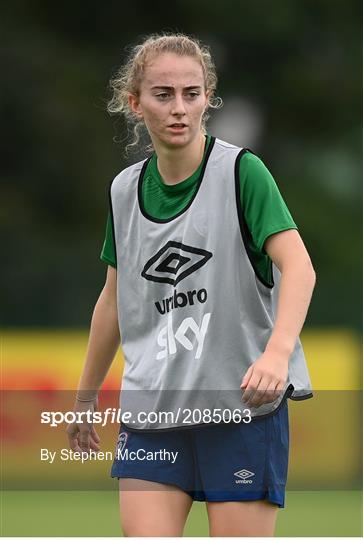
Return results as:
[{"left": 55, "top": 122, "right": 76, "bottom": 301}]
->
[{"left": 164, "top": 135, "right": 190, "bottom": 148}]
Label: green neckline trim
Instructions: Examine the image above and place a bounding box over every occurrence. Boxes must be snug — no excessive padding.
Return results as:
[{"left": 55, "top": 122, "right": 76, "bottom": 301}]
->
[{"left": 147, "top": 135, "right": 212, "bottom": 193}]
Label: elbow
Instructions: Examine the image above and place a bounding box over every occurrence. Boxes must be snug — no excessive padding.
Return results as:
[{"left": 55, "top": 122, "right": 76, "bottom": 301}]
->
[
  {"left": 306, "top": 257, "right": 317, "bottom": 289},
  {"left": 288, "top": 254, "right": 316, "bottom": 288}
]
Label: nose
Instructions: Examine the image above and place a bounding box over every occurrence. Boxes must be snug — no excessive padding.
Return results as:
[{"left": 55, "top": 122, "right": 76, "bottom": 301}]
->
[{"left": 171, "top": 93, "right": 186, "bottom": 116}]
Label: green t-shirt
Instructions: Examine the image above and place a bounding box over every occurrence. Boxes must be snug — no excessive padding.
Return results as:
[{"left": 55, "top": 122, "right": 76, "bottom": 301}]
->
[{"left": 100, "top": 135, "right": 297, "bottom": 285}]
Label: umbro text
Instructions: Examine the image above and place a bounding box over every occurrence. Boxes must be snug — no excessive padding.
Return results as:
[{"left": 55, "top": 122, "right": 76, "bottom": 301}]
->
[{"left": 155, "top": 288, "right": 208, "bottom": 315}]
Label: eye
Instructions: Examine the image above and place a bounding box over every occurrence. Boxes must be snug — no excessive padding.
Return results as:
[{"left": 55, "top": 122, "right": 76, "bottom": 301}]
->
[
  {"left": 186, "top": 91, "right": 200, "bottom": 99},
  {"left": 155, "top": 92, "right": 170, "bottom": 100}
]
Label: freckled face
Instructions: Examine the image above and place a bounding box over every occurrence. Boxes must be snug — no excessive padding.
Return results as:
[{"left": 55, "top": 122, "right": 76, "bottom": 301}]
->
[{"left": 128, "top": 53, "right": 209, "bottom": 149}]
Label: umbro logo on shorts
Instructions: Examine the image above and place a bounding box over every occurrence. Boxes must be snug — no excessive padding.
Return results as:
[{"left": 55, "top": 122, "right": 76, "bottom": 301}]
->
[
  {"left": 141, "top": 240, "right": 212, "bottom": 286},
  {"left": 234, "top": 468, "right": 255, "bottom": 484}
]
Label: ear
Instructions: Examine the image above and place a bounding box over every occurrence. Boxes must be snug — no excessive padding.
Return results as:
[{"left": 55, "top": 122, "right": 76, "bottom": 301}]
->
[{"left": 128, "top": 93, "right": 143, "bottom": 119}]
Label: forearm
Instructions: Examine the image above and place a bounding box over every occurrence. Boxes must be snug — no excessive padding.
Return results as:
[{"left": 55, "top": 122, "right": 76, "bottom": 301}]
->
[
  {"left": 77, "top": 287, "right": 120, "bottom": 395},
  {"left": 265, "top": 257, "right": 316, "bottom": 358}
]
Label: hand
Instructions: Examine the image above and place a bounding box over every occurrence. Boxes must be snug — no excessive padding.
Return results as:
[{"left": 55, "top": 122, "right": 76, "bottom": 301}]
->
[
  {"left": 66, "top": 397, "right": 100, "bottom": 454},
  {"left": 240, "top": 351, "right": 289, "bottom": 408}
]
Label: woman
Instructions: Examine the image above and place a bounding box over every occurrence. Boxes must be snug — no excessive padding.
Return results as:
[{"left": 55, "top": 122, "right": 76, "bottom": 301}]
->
[{"left": 67, "top": 33, "right": 316, "bottom": 536}]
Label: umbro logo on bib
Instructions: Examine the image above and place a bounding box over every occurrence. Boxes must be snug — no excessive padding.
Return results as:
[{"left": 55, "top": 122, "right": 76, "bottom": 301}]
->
[{"left": 141, "top": 240, "right": 212, "bottom": 286}]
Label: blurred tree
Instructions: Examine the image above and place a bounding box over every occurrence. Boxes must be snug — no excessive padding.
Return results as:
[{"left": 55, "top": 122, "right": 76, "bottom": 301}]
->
[{"left": 1, "top": 0, "right": 362, "bottom": 330}]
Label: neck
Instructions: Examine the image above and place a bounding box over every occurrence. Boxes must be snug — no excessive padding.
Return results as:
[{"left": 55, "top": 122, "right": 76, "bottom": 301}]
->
[{"left": 154, "top": 133, "right": 206, "bottom": 185}]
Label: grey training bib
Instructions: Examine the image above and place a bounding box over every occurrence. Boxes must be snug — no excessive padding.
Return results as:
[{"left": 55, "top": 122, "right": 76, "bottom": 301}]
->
[{"left": 109, "top": 137, "right": 313, "bottom": 431}]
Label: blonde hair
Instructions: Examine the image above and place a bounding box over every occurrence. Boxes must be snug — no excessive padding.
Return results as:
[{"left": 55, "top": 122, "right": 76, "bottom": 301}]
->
[{"left": 107, "top": 32, "right": 222, "bottom": 154}]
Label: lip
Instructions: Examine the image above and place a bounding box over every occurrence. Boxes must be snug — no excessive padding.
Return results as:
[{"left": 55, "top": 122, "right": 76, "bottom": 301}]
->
[{"left": 167, "top": 124, "right": 187, "bottom": 132}]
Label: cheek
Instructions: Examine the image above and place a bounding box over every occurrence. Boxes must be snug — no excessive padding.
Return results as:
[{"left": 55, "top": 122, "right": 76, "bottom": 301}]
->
[
  {"left": 191, "top": 103, "right": 207, "bottom": 120},
  {"left": 144, "top": 105, "right": 165, "bottom": 125},
  {"left": 192, "top": 97, "right": 208, "bottom": 113}
]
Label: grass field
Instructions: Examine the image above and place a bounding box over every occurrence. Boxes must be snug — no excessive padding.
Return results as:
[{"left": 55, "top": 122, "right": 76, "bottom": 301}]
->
[
  {"left": 1, "top": 490, "right": 362, "bottom": 536},
  {"left": 2, "top": 332, "right": 362, "bottom": 536}
]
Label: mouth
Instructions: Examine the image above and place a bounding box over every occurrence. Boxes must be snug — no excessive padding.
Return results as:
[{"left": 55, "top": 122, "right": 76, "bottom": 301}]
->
[{"left": 168, "top": 123, "right": 187, "bottom": 130}]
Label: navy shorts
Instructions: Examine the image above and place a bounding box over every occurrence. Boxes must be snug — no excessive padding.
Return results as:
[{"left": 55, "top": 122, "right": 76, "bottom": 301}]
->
[{"left": 111, "top": 398, "right": 289, "bottom": 508}]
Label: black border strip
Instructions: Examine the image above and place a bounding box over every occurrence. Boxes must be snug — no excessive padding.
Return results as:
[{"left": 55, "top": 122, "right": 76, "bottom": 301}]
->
[
  {"left": 290, "top": 392, "right": 314, "bottom": 401},
  {"left": 120, "top": 384, "right": 314, "bottom": 434},
  {"left": 234, "top": 148, "right": 274, "bottom": 289},
  {"left": 137, "top": 136, "right": 216, "bottom": 224},
  {"left": 108, "top": 177, "right": 117, "bottom": 265}
]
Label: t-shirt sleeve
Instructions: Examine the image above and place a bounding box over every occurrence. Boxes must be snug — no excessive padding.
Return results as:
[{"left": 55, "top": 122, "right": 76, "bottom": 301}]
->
[
  {"left": 239, "top": 152, "right": 298, "bottom": 253},
  {"left": 100, "top": 211, "right": 117, "bottom": 268}
]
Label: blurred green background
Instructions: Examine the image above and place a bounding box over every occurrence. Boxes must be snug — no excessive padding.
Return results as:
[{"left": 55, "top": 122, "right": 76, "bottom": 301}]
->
[
  {"left": 1, "top": 0, "right": 362, "bottom": 331},
  {"left": 1, "top": 0, "right": 362, "bottom": 537}
]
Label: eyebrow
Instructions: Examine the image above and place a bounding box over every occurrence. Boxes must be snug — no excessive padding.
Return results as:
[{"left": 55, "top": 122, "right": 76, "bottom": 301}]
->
[{"left": 150, "top": 85, "right": 202, "bottom": 91}]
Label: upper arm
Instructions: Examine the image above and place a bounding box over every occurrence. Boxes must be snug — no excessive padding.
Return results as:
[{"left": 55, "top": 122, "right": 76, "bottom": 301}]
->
[
  {"left": 102, "top": 265, "right": 117, "bottom": 305},
  {"left": 239, "top": 153, "right": 298, "bottom": 254},
  {"left": 100, "top": 212, "right": 117, "bottom": 268},
  {"left": 264, "top": 229, "right": 315, "bottom": 273}
]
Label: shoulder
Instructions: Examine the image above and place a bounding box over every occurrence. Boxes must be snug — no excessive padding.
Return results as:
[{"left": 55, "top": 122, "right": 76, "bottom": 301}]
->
[
  {"left": 238, "top": 150, "right": 276, "bottom": 189},
  {"left": 212, "top": 138, "right": 273, "bottom": 186},
  {"left": 213, "top": 138, "right": 265, "bottom": 168},
  {"left": 239, "top": 150, "right": 270, "bottom": 169},
  {"left": 110, "top": 157, "right": 150, "bottom": 194},
  {"left": 209, "top": 137, "right": 244, "bottom": 167},
  {"left": 214, "top": 137, "right": 239, "bottom": 150}
]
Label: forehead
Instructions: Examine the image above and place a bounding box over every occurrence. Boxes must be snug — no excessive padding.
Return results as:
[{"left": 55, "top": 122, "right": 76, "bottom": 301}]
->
[{"left": 142, "top": 53, "right": 204, "bottom": 88}]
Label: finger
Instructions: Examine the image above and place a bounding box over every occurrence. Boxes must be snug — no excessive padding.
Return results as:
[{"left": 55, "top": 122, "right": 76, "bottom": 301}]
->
[
  {"left": 79, "top": 430, "right": 91, "bottom": 452},
  {"left": 242, "top": 373, "right": 261, "bottom": 404},
  {"left": 259, "top": 381, "right": 280, "bottom": 405},
  {"left": 89, "top": 438, "right": 100, "bottom": 451},
  {"left": 91, "top": 426, "right": 100, "bottom": 443},
  {"left": 89, "top": 427, "right": 101, "bottom": 451},
  {"left": 240, "top": 366, "right": 252, "bottom": 388},
  {"left": 67, "top": 425, "right": 83, "bottom": 453},
  {"left": 247, "top": 378, "right": 271, "bottom": 408}
]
